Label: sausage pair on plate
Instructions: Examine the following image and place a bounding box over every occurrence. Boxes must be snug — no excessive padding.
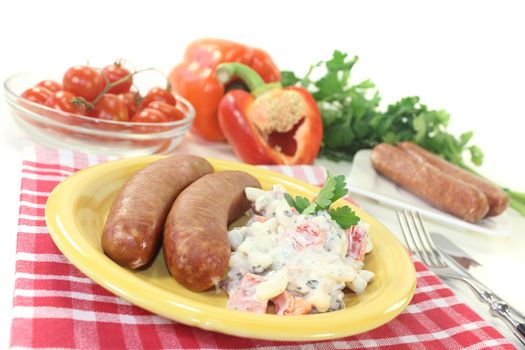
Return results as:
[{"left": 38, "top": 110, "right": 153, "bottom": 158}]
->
[
  {"left": 101, "top": 155, "right": 214, "bottom": 269},
  {"left": 371, "top": 142, "right": 508, "bottom": 223},
  {"left": 102, "top": 155, "right": 261, "bottom": 292},
  {"left": 398, "top": 142, "right": 508, "bottom": 217}
]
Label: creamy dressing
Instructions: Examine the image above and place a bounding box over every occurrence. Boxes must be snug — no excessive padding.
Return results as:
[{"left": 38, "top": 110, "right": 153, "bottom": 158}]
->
[{"left": 223, "top": 185, "right": 373, "bottom": 315}]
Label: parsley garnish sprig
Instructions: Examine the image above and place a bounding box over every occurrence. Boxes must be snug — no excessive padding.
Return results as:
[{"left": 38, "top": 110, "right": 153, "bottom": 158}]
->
[{"left": 284, "top": 174, "right": 359, "bottom": 229}]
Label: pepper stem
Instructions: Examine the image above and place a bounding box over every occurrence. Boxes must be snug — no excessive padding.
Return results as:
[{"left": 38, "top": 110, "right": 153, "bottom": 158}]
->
[{"left": 216, "top": 63, "right": 282, "bottom": 98}]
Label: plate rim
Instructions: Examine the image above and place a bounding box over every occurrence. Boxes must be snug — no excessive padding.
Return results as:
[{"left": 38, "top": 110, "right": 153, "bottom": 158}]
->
[{"left": 45, "top": 156, "right": 416, "bottom": 341}]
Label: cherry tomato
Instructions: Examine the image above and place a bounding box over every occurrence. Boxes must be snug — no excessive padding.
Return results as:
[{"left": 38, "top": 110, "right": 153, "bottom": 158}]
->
[
  {"left": 36, "top": 80, "right": 62, "bottom": 93},
  {"left": 118, "top": 91, "right": 141, "bottom": 117},
  {"left": 131, "top": 108, "right": 169, "bottom": 123},
  {"left": 21, "top": 86, "right": 53, "bottom": 105},
  {"left": 45, "top": 90, "right": 87, "bottom": 114},
  {"left": 90, "top": 93, "right": 129, "bottom": 121},
  {"left": 148, "top": 101, "right": 184, "bottom": 121},
  {"left": 103, "top": 64, "right": 132, "bottom": 94},
  {"left": 142, "top": 87, "right": 177, "bottom": 107},
  {"left": 63, "top": 65, "right": 105, "bottom": 101}
]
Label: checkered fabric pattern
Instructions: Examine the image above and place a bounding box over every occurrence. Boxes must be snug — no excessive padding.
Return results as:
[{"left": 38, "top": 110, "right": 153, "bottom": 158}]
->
[{"left": 9, "top": 146, "right": 516, "bottom": 349}]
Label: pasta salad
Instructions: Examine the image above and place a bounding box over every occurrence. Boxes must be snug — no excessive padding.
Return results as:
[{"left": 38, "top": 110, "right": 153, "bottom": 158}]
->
[{"left": 222, "top": 184, "right": 373, "bottom": 315}]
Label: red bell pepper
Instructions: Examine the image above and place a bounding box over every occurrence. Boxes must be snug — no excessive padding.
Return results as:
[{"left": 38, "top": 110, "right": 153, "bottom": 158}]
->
[
  {"left": 217, "top": 63, "right": 323, "bottom": 165},
  {"left": 168, "top": 39, "right": 281, "bottom": 141}
]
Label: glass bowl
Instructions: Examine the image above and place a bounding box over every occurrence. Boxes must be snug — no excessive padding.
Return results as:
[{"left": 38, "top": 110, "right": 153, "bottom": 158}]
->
[{"left": 4, "top": 72, "right": 195, "bottom": 157}]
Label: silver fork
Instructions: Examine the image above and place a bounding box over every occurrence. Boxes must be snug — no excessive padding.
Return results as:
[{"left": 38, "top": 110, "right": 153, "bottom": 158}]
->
[{"left": 396, "top": 209, "right": 525, "bottom": 345}]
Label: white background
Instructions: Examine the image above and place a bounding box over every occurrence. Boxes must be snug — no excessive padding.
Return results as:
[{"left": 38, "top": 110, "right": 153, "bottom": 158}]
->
[{"left": 1, "top": 0, "right": 524, "bottom": 347}]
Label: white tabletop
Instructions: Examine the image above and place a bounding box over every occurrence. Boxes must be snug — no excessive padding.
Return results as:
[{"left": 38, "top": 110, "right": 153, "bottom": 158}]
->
[{"left": 1, "top": 1, "right": 524, "bottom": 348}]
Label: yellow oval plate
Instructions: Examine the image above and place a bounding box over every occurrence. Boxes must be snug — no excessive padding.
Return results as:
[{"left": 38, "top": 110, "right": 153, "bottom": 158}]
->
[{"left": 45, "top": 156, "right": 416, "bottom": 342}]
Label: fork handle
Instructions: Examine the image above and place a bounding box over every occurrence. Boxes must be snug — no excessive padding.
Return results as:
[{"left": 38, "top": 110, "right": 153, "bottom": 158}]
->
[
  {"left": 459, "top": 276, "right": 525, "bottom": 345},
  {"left": 461, "top": 276, "right": 524, "bottom": 319}
]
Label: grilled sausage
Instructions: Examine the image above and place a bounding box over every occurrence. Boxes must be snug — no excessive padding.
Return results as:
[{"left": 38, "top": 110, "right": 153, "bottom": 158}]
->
[
  {"left": 101, "top": 155, "right": 213, "bottom": 269},
  {"left": 163, "top": 171, "right": 261, "bottom": 292},
  {"left": 371, "top": 143, "right": 489, "bottom": 222},
  {"left": 398, "top": 141, "right": 508, "bottom": 217}
]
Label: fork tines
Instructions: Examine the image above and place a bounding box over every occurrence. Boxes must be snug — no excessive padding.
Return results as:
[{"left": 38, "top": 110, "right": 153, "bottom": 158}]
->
[{"left": 396, "top": 210, "right": 447, "bottom": 268}]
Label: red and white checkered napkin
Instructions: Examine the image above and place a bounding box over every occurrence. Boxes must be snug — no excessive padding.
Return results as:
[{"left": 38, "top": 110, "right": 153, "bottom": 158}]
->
[{"left": 10, "top": 146, "right": 516, "bottom": 350}]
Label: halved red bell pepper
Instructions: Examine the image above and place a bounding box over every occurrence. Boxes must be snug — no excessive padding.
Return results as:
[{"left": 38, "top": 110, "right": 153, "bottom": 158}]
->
[
  {"left": 168, "top": 39, "right": 281, "bottom": 141},
  {"left": 217, "top": 63, "right": 323, "bottom": 165}
]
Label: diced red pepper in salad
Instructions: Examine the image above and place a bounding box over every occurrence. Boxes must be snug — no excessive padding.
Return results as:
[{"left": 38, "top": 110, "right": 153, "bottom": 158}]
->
[
  {"left": 346, "top": 225, "right": 368, "bottom": 261},
  {"left": 291, "top": 222, "right": 325, "bottom": 250},
  {"left": 271, "top": 291, "right": 312, "bottom": 315},
  {"left": 226, "top": 273, "right": 268, "bottom": 313}
]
